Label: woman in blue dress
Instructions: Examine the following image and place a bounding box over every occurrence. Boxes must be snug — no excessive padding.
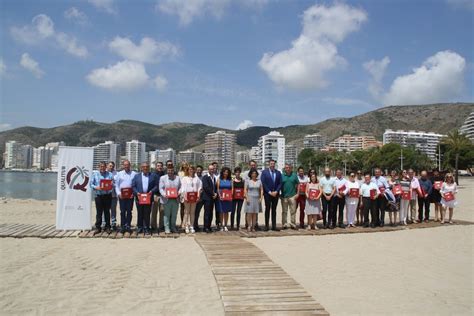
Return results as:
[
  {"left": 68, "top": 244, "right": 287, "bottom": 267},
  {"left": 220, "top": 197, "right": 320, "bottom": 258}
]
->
[{"left": 217, "top": 167, "right": 233, "bottom": 232}]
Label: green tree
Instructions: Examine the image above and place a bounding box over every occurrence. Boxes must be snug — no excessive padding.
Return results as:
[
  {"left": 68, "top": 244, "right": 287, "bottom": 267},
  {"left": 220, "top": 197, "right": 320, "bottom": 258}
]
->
[{"left": 442, "top": 130, "right": 473, "bottom": 184}]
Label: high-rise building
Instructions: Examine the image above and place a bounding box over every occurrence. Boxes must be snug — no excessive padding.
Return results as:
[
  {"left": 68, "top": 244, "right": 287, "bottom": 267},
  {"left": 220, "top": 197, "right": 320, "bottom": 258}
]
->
[
  {"left": 45, "top": 141, "right": 65, "bottom": 171},
  {"left": 126, "top": 140, "right": 146, "bottom": 167},
  {"left": 383, "top": 129, "right": 445, "bottom": 160},
  {"left": 328, "top": 134, "right": 381, "bottom": 152},
  {"left": 249, "top": 146, "right": 261, "bottom": 166},
  {"left": 4, "top": 141, "right": 23, "bottom": 169},
  {"left": 460, "top": 111, "right": 474, "bottom": 143},
  {"left": 303, "top": 134, "right": 326, "bottom": 150},
  {"left": 32, "top": 146, "right": 52, "bottom": 170},
  {"left": 178, "top": 150, "right": 203, "bottom": 166},
  {"left": 285, "top": 144, "right": 300, "bottom": 168},
  {"left": 93, "top": 141, "right": 121, "bottom": 169},
  {"left": 258, "top": 131, "right": 285, "bottom": 170},
  {"left": 204, "top": 131, "right": 236, "bottom": 168},
  {"left": 236, "top": 150, "right": 250, "bottom": 167},
  {"left": 150, "top": 148, "right": 176, "bottom": 165}
]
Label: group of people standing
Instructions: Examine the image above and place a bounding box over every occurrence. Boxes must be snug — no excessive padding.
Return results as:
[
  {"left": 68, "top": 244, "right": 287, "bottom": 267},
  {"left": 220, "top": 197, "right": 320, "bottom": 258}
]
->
[{"left": 90, "top": 158, "right": 459, "bottom": 235}]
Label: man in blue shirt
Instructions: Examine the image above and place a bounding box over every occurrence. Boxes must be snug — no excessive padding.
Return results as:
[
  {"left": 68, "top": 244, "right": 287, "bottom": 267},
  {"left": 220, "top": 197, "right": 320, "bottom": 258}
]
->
[
  {"left": 90, "top": 161, "right": 114, "bottom": 234},
  {"left": 371, "top": 168, "right": 389, "bottom": 227}
]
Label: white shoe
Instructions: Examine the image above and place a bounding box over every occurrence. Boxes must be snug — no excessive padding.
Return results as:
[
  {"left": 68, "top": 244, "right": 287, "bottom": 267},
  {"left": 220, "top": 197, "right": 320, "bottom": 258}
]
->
[
  {"left": 185, "top": 227, "right": 190, "bottom": 234},
  {"left": 224, "top": 226, "right": 228, "bottom": 232},
  {"left": 190, "top": 227, "right": 195, "bottom": 234},
  {"left": 220, "top": 227, "right": 224, "bottom": 232}
]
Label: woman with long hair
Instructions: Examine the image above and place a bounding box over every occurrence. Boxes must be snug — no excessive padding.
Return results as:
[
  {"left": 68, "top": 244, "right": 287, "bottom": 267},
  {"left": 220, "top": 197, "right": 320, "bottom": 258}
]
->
[
  {"left": 179, "top": 165, "right": 202, "bottom": 234},
  {"left": 244, "top": 168, "right": 263, "bottom": 232},
  {"left": 440, "top": 173, "right": 458, "bottom": 224},
  {"left": 231, "top": 167, "right": 245, "bottom": 230},
  {"left": 217, "top": 167, "right": 233, "bottom": 231},
  {"left": 305, "top": 173, "right": 322, "bottom": 230}
]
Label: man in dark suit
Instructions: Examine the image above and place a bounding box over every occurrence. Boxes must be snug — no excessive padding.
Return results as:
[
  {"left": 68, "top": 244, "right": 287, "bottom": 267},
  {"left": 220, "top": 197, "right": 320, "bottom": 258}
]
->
[
  {"left": 132, "top": 162, "right": 159, "bottom": 235},
  {"left": 260, "top": 159, "right": 282, "bottom": 231},
  {"left": 201, "top": 164, "right": 218, "bottom": 233}
]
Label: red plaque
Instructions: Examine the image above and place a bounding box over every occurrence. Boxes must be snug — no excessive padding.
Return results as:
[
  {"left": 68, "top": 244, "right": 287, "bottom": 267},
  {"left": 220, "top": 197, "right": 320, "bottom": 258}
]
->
[
  {"left": 434, "top": 181, "right": 443, "bottom": 190},
  {"left": 186, "top": 191, "right": 198, "bottom": 203},
  {"left": 308, "top": 189, "right": 320, "bottom": 200},
  {"left": 221, "top": 189, "right": 232, "bottom": 201},
  {"left": 370, "top": 189, "right": 377, "bottom": 200},
  {"left": 233, "top": 188, "right": 244, "bottom": 200},
  {"left": 443, "top": 192, "right": 454, "bottom": 202},
  {"left": 338, "top": 184, "right": 346, "bottom": 193},
  {"left": 401, "top": 191, "right": 411, "bottom": 200},
  {"left": 100, "top": 179, "right": 113, "bottom": 191},
  {"left": 298, "top": 183, "right": 307, "bottom": 193},
  {"left": 138, "top": 192, "right": 151, "bottom": 205},
  {"left": 393, "top": 184, "right": 402, "bottom": 195},
  {"left": 166, "top": 187, "right": 178, "bottom": 199},
  {"left": 121, "top": 187, "right": 133, "bottom": 199},
  {"left": 349, "top": 188, "right": 359, "bottom": 198}
]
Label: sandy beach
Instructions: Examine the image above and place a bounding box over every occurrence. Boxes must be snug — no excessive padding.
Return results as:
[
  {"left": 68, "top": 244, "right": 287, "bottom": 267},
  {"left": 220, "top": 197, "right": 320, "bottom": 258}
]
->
[{"left": 0, "top": 179, "right": 473, "bottom": 315}]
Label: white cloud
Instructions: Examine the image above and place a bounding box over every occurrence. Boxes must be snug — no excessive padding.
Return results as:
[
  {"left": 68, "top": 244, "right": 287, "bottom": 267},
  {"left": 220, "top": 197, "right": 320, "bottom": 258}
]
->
[
  {"left": 446, "top": 0, "right": 474, "bottom": 10},
  {"left": 88, "top": 0, "right": 118, "bottom": 15},
  {"left": 64, "top": 7, "right": 89, "bottom": 25},
  {"left": 0, "top": 58, "right": 6, "bottom": 75},
  {"left": 0, "top": 123, "right": 12, "bottom": 131},
  {"left": 86, "top": 60, "right": 150, "bottom": 91},
  {"left": 383, "top": 50, "right": 466, "bottom": 105},
  {"left": 259, "top": 3, "right": 367, "bottom": 90},
  {"left": 153, "top": 75, "right": 168, "bottom": 91},
  {"left": 10, "top": 14, "right": 88, "bottom": 58},
  {"left": 236, "top": 120, "right": 253, "bottom": 130},
  {"left": 108, "top": 36, "right": 179, "bottom": 63},
  {"left": 363, "top": 56, "right": 390, "bottom": 100},
  {"left": 10, "top": 14, "right": 54, "bottom": 44},
  {"left": 20, "top": 53, "right": 44, "bottom": 78}
]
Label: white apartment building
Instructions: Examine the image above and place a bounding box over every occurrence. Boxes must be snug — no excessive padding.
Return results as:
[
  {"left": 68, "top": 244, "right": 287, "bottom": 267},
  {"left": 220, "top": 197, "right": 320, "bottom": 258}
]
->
[
  {"left": 204, "top": 131, "right": 236, "bottom": 168},
  {"left": 383, "top": 129, "right": 445, "bottom": 160},
  {"left": 126, "top": 140, "right": 146, "bottom": 166},
  {"left": 285, "top": 144, "right": 300, "bottom": 168},
  {"left": 32, "top": 146, "right": 52, "bottom": 170},
  {"left": 328, "top": 134, "right": 380, "bottom": 152},
  {"left": 93, "top": 141, "right": 121, "bottom": 169},
  {"left": 460, "top": 111, "right": 474, "bottom": 142},
  {"left": 149, "top": 148, "right": 176, "bottom": 165},
  {"left": 178, "top": 149, "right": 203, "bottom": 165},
  {"left": 303, "top": 134, "right": 326, "bottom": 150},
  {"left": 258, "top": 131, "right": 285, "bottom": 170}
]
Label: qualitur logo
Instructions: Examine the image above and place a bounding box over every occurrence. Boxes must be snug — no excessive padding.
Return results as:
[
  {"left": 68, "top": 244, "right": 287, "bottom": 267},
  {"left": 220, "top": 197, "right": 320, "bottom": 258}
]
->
[{"left": 66, "top": 166, "right": 90, "bottom": 192}]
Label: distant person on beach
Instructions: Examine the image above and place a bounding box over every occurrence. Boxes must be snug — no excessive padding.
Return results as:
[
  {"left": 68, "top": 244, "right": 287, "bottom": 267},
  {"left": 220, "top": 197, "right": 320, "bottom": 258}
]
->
[
  {"left": 260, "top": 159, "right": 282, "bottom": 231},
  {"left": 333, "top": 168, "right": 348, "bottom": 228},
  {"left": 371, "top": 168, "right": 389, "bottom": 227},
  {"left": 151, "top": 161, "right": 165, "bottom": 233},
  {"left": 132, "top": 162, "right": 159, "bottom": 235},
  {"left": 418, "top": 170, "right": 433, "bottom": 222},
  {"left": 231, "top": 167, "right": 245, "bottom": 230},
  {"left": 217, "top": 167, "right": 233, "bottom": 232},
  {"left": 387, "top": 170, "right": 400, "bottom": 226},
  {"left": 399, "top": 170, "right": 411, "bottom": 225},
  {"left": 106, "top": 161, "right": 118, "bottom": 230},
  {"left": 193, "top": 165, "right": 204, "bottom": 232},
  {"left": 90, "top": 161, "right": 114, "bottom": 234},
  {"left": 281, "top": 163, "right": 298, "bottom": 230},
  {"left": 430, "top": 169, "right": 444, "bottom": 222},
  {"left": 244, "top": 168, "right": 262, "bottom": 232},
  {"left": 115, "top": 160, "right": 136, "bottom": 234},
  {"left": 305, "top": 173, "right": 321, "bottom": 230},
  {"left": 360, "top": 173, "right": 379, "bottom": 228},
  {"left": 211, "top": 162, "right": 221, "bottom": 228},
  {"left": 243, "top": 159, "right": 261, "bottom": 230},
  {"left": 159, "top": 164, "right": 181, "bottom": 234},
  {"left": 201, "top": 164, "right": 218, "bottom": 233},
  {"left": 356, "top": 170, "right": 364, "bottom": 225},
  {"left": 345, "top": 172, "right": 360, "bottom": 228},
  {"left": 179, "top": 165, "right": 201, "bottom": 234},
  {"left": 408, "top": 169, "right": 422, "bottom": 223},
  {"left": 296, "top": 166, "right": 309, "bottom": 229},
  {"left": 440, "top": 173, "right": 458, "bottom": 224},
  {"left": 320, "top": 167, "right": 335, "bottom": 229}
]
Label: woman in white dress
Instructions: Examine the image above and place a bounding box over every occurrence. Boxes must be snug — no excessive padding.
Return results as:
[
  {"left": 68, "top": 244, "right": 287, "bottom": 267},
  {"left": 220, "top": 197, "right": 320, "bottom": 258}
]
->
[
  {"left": 305, "top": 174, "right": 322, "bottom": 230},
  {"left": 440, "top": 173, "right": 458, "bottom": 224},
  {"left": 345, "top": 172, "right": 360, "bottom": 227}
]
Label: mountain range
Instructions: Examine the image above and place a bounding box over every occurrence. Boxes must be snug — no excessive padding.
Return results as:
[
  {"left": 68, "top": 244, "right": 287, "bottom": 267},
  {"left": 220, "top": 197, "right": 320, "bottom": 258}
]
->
[{"left": 1, "top": 103, "right": 472, "bottom": 159}]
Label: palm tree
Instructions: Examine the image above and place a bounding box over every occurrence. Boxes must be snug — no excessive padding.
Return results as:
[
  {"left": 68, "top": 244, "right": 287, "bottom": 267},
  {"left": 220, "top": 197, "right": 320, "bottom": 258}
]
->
[{"left": 442, "top": 130, "right": 471, "bottom": 184}]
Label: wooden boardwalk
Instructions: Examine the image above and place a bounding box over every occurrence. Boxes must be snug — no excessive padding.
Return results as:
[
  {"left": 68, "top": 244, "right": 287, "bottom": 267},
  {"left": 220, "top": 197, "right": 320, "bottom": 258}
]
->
[
  {"left": 0, "top": 220, "right": 472, "bottom": 239},
  {"left": 195, "top": 236, "right": 329, "bottom": 315}
]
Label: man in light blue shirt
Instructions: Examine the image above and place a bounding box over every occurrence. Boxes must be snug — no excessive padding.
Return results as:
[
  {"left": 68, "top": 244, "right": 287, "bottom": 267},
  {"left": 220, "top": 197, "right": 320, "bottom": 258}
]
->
[
  {"left": 90, "top": 161, "right": 114, "bottom": 234},
  {"left": 319, "top": 167, "right": 335, "bottom": 229},
  {"left": 115, "top": 160, "right": 136, "bottom": 233}
]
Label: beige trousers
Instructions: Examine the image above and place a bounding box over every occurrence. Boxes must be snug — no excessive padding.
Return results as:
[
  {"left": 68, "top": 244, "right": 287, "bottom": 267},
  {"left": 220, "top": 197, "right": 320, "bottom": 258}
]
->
[
  {"left": 183, "top": 202, "right": 197, "bottom": 228},
  {"left": 151, "top": 195, "right": 164, "bottom": 229},
  {"left": 281, "top": 197, "right": 297, "bottom": 228}
]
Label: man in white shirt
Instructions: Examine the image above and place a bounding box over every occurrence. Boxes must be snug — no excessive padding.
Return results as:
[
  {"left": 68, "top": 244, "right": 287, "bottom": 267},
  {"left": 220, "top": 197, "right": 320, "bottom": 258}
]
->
[
  {"left": 115, "top": 160, "right": 136, "bottom": 233},
  {"left": 333, "top": 168, "right": 348, "bottom": 228},
  {"left": 360, "top": 173, "right": 380, "bottom": 228}
]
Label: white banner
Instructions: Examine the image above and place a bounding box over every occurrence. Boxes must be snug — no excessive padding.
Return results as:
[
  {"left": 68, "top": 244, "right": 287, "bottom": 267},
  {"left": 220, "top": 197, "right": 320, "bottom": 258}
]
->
[{"left": 56, "top": 146, "right": 93, "bottom": 230}]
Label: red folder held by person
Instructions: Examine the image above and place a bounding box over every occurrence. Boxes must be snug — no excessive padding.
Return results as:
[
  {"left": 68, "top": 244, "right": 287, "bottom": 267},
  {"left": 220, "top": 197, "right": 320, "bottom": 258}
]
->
[
  {"left": 138, "top": 192, "right": 151, "bottom": 205},
  {"left": 166, "top": 187, "right": 178, "bottom": 199},
  {"left": 434, "top": 181, "right": 443, "bottom": 190},
  {"left": 221, "top": 189, "right": 232, "bottom": 201},
  {"left": 443, "top": 191, "right": 455, "bottom": 202},
  {"left": 401, "top": 191, "right": 411, "bottom": 200},
  {"left": 186, "top": 192, "right": 197, "bottom": 203},
  {"left": 338, "top": 184, "right": 346, "bottom": 193},
  {"left": 393, "top": 184, "right": 402, "bottom": 195},
  {"left": 308, "top": 189, "right": 320, "bottom": 200},
  {"left": 233, "top": 188, "right": 244, "bottom": 200},
  {"left": 370, "top": 189, "right": 377, "bottom": 200},
  {"left": 100, "top": 179, "right": 113, "bottom": 191},
  {"left": 298, "top": 183, "right": 307, "bottom": 193},
  {"left": 120, "top": 187, "right": 133, "bottom": 199},
  {"left": 349, "top": 188, "right": 359, "bottom": 198}
]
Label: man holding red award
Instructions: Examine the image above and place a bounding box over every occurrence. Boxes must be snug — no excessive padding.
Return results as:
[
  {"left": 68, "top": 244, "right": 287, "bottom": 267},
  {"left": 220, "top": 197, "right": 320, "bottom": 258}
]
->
[
  {"left": 360, "top": 173, "right": 380, "bottom": 228},
  {"left": 333, "top": 168, "right": 348, "bottom": 229},
  {"left": 115, "top": 159, "right": 136, "bottom": 234},
  {"left": 90, "top": 161, "right": 115, "bottom": 234},
  {"left": 159, "top": 164, "right": 181, "bottom": 234},
  {"left": 371, "top": 168, "right": 389, "bottom": 227},
  {"left": 132, "top": 162, "right": 159, "bottom": 235}
]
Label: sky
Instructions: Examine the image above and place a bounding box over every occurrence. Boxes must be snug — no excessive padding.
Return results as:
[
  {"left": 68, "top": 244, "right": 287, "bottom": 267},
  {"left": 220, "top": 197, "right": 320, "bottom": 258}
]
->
[{"left": 0, "top": 0, "right": 473, "bottom": 131}]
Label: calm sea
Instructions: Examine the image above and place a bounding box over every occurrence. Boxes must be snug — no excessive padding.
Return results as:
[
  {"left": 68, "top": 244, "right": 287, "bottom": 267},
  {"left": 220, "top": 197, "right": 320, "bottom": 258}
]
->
[{"left": 0, "top": 171, "right": 57, "bottom": 200}]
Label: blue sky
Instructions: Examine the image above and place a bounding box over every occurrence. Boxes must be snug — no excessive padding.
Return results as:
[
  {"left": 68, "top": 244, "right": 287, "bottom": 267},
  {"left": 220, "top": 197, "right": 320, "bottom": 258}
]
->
[{"left": 1, "top": 0, "right": 473, "bottom": 131}]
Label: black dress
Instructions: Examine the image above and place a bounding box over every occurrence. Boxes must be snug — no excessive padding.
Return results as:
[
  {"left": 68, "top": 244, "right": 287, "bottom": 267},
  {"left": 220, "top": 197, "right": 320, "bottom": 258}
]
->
[{"left": 430, "top": 176, "right": 443, "bottom": 203}]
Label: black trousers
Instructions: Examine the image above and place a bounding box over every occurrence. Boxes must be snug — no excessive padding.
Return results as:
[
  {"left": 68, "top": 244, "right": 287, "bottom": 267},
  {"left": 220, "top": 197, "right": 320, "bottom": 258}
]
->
[
  {"left": 375, "top": 196, "right": 387, "bottom": 225},
  {"left": 214, "top": 198, "right": 221, "bottom": 226},
  {"left": 135, "top": 203, "right": 151, "bottom": 229},
  {"left": 418, "top": 197, "right": 430, "bottom": 221},
  {"left": 321, "top": 196, "right": 332, "bottom": 226},
  {"left": 231, "top": 199, "right": 244, "bottom": 228},
  {"left": 119, "top": 198, "right": 134, "bottom": 228},
  {"left": 95, "top": 194, "right": 112, "bottom": 229},
  {"left": 332, "top": 196, "right": 345, "bottom": 226},
  {"left": 194, "top": 199, "right": 204, "bottom": 230},
  {"left": 362, "top": 197, "right": 377, "bottom": 226},
  {"left": 204, "top": 199, "right": 214, "bottom": 230},
  {"left": 264, "top": 194, "right": 278, "bottom": 229}
]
